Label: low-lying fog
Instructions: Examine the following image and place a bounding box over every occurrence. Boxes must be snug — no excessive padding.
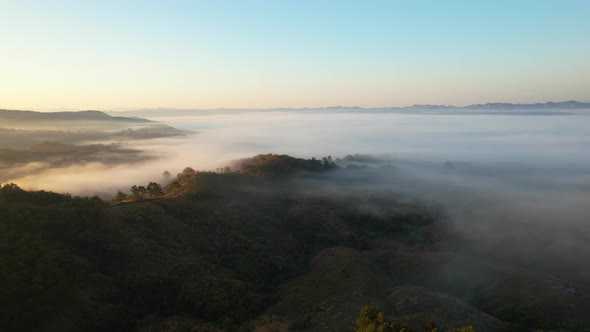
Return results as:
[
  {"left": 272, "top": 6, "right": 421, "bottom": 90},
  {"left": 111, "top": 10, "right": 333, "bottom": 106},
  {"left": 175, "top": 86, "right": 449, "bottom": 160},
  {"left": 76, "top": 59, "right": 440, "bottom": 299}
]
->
[
  {"left": 6, "top": 109, "right": 590, "bottom": 278},
  {"left": 8, "top": 110, "right": 590, "bottom": 198}
]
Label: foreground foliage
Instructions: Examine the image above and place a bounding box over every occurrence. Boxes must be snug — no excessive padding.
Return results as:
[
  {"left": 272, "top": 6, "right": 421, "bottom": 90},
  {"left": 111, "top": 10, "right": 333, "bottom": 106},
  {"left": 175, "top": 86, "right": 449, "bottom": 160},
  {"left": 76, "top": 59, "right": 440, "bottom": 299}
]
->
[{"left": 356, "top": 306, "right": 476, "bottom": 332}]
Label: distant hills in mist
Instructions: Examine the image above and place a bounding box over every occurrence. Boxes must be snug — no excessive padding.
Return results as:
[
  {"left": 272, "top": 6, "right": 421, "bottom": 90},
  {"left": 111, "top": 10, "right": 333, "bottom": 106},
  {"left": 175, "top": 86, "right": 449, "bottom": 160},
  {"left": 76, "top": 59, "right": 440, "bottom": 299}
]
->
[
  {"left": 0, "top": 109, "right": 150, "bottom": 123},
  {"left": 2, "top": 101, "right": 590, "bottom": 119},
  {"left": 0, "top": 109, "right": 191, "bottom": 179},
  {"left": 108, "top": 100, "right": 590, "bottom": 117},
  {"left": 408, "top": 100, "right": 590, "bottom": 110},
  {"left": 315, "top": 100, "right": 590, "bottom": 110}
]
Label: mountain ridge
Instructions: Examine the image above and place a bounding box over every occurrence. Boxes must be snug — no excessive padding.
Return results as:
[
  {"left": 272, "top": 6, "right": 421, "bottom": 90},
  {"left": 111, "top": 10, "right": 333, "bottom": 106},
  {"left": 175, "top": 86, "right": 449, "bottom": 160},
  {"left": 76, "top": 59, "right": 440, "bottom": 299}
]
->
[
  {"left": 105, "top": 100, "right": 590, "bottom": 117},
  {"left": 0, "top": 109, "right": 151, "bottom": 122}
]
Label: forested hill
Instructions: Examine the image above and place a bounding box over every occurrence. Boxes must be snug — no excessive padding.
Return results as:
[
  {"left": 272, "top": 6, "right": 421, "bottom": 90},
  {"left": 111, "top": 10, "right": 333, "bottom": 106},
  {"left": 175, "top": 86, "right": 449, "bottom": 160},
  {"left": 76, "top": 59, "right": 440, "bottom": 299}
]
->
[
  {"left": 1, "top": 154, "right": 588, "bottom": 332},
  {"left": 0, "top": 109, "right": 150, "bottom": 123}
]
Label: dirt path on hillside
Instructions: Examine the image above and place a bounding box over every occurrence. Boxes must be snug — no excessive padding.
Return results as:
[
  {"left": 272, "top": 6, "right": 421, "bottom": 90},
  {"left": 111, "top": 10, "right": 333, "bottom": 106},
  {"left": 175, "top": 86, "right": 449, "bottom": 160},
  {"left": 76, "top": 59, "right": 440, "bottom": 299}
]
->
[{"left": 110, "top": 192, "right": 184, "bottom": 207}]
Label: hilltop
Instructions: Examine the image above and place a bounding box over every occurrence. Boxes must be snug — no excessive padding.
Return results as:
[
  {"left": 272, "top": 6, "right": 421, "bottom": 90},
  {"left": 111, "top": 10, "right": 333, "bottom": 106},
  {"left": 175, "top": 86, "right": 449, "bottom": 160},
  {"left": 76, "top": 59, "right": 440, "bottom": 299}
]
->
[
  {"left": 1, "top": 154, "right": 589, "bottom": 332},
  {"left": 0, "top": 109, "right": 150, "bottom": 124}
]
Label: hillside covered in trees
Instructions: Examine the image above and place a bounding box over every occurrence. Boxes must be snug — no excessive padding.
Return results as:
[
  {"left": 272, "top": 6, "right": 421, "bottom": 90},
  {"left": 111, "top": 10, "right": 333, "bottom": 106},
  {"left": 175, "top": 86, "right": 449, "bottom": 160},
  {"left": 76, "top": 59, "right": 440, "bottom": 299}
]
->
[{"left": 1, "top": 154, "right": 589, "bottom": 331}]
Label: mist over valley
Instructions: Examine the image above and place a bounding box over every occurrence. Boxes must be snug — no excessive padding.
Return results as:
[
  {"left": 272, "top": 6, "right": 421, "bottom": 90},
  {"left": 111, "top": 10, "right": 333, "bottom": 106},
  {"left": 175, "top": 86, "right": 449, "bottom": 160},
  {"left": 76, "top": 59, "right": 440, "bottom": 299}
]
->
[
  {"left": 3, "top": 1, "right": 590, "bottom": 330},
  {"left": 2, "top": 106, "right": 590, "bottom": 330}
]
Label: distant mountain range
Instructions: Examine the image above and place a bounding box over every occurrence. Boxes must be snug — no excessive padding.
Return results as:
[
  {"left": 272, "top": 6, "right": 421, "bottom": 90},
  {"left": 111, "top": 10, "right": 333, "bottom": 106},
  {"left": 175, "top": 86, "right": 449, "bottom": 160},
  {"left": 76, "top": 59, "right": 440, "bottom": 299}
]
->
[
  {"left": 3, "top": 101, "right": 590, "bottom": 120},
  {"left": 0, "top": 109, "right": 150, "bottom": 123},
  {"left": 107, "top": 100, "right": 590, "bottom": 117},
  {"left": 318, "top": 100, "right": 590, "bottom": 111},
  {"left": 406, "top": 100, "right": 590, "bottom": 110}
]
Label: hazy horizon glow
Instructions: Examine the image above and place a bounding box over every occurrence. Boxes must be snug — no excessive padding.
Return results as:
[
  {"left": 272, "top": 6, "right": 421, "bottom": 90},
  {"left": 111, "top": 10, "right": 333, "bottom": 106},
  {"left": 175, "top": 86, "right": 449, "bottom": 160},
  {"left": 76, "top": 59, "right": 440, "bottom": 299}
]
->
[
  {"left": 8, "top": 111, "right": 590, "bottom": 194},
  {"left": 1, "top": 0, "right": 590, "bottom": 110}
]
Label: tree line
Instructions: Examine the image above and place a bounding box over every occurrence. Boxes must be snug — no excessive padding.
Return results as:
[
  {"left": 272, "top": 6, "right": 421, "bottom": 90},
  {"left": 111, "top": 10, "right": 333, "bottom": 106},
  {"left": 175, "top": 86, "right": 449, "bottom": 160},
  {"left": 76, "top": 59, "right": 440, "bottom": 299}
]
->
[{"left": 114, "top": 181, "right": 164, "bottom": 201}]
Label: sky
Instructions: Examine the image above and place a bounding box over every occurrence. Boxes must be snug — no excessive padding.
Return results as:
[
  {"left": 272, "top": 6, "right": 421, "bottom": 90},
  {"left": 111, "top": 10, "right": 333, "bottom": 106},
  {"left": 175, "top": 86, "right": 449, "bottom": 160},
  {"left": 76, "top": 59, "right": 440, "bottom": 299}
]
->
[{"left": 1, "top": 0, "right": 589, "bottom": 110}]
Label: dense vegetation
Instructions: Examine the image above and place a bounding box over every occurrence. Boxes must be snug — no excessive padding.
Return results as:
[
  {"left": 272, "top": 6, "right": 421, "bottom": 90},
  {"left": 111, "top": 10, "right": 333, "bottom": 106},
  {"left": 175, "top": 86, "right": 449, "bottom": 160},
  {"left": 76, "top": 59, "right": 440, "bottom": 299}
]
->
[
  {"left": 0, "top": 183, "right": 114, "bottom": 331},
  {"left": 356, "top": 306, "right": 475, "bottom": 332},
  {"left": 0, "top": 155, "right": 437, "bottom": 331},
  {"left": 1, "top": 154, "right": 588, "bottom": 331}
]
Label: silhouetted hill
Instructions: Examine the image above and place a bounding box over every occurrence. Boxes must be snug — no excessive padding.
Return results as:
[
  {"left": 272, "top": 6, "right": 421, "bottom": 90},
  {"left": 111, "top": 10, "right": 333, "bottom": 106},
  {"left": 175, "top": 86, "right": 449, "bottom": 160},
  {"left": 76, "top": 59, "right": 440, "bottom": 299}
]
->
[{"left": 0, "top": 109, "right": 150, "bottom": 123}]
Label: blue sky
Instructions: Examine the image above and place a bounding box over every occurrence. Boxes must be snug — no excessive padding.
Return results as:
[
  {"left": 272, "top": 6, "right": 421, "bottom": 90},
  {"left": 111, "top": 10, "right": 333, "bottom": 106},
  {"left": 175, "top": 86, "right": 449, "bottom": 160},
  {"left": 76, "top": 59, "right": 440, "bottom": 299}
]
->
[{"left": 1, "top": 0, "right": 589, "bottom": 109}]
